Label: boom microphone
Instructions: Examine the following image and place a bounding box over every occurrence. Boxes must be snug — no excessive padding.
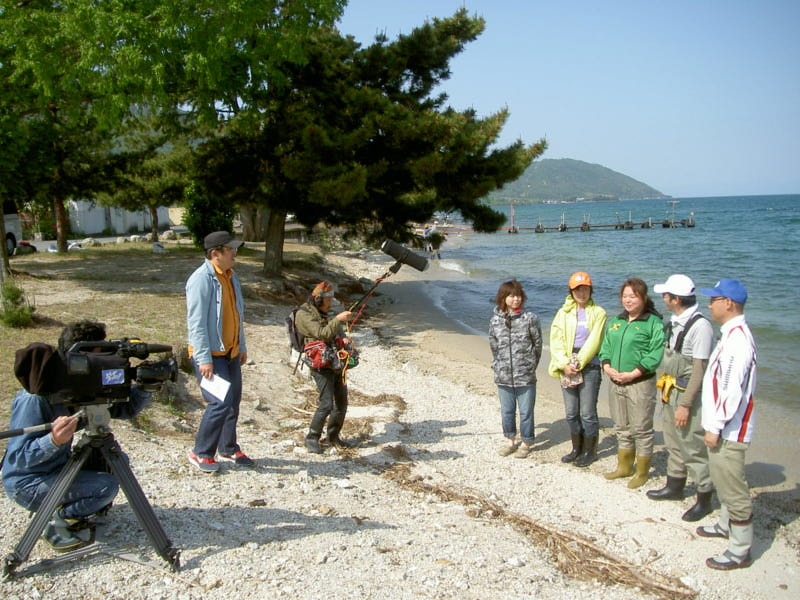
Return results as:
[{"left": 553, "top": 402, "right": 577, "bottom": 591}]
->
[{"left": 381, "top": 239, "right": 429, "bottom": 272}]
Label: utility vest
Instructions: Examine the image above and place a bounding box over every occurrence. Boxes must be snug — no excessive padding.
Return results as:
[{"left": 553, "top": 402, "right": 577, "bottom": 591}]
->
[{"left": 656, "top": 313, "right": 707, "bottom": 404}]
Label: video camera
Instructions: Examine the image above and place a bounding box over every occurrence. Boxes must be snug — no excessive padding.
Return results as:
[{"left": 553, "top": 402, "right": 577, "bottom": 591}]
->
[{"left": 14, "top": 337, "right": 178, "bottom": 406}]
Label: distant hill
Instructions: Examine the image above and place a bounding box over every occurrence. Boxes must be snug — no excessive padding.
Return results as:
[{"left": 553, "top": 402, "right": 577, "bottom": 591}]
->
[{"left": 487, "top": 158, "right": 668, "bottom": 203}]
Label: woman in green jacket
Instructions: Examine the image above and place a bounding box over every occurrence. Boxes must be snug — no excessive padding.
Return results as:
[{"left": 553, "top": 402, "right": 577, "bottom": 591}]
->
[
  {"left": 599, "top": 277, "right": 665, "bottom": 488},
  {"left": 548, "top": 272, "right": 607, "bottom": 467}
]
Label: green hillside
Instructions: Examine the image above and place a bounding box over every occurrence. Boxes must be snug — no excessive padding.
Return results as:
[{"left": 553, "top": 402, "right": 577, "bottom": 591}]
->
[{"left": 487, "top": 158, "right": 668, "bottom": 203}]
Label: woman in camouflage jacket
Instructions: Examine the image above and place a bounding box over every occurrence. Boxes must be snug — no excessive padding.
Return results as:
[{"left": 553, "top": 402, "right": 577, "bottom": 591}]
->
[{"left": 489, "top": 280, "right": 543, "bottom": 458}]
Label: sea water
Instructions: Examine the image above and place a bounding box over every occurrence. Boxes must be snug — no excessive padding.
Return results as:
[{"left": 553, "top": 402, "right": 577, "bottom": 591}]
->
[{"left": 419, "top": 194, "right": 800, "bottom": 417}]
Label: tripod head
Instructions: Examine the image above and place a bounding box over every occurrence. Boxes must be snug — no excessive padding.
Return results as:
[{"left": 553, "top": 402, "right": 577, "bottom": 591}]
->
[{"left": 79, "top": 405, "right": 112, "bottom": 438}]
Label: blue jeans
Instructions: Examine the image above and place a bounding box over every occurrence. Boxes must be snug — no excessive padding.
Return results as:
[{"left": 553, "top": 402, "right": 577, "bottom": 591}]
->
[
  {"left": 13, "top": 471, "right": 118, "bottom": 519},
  {"left": 562, "top": 365, "right": 601, "bottom": 437},
  {"left": 498, "top": 384, "right": 536, "bottom": 444},
  {"left": 193, "top": 354, "right": 243, "bottom": 458}
]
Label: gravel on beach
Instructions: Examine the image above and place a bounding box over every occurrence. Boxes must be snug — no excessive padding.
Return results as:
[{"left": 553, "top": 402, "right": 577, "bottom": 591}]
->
[{"left": 1, "top": 252, "right": 797, "bottom": 600}]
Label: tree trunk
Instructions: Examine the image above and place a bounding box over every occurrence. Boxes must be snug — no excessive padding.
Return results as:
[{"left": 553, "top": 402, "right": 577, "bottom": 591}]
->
[
  {"left": 150, "top": 205, "right": 159, "bottom": 242},
  {"left": 262, "top": 208, "right": 287, "bottom": 278},
  {"left": 0, "top": 213, "right": 9, "bottom": 282},
  {"left": 54, "top": 196, "right": 70, "bottom": 253},
  {"left": 241, "top": 204, "right": 269, "bottom": 242}
]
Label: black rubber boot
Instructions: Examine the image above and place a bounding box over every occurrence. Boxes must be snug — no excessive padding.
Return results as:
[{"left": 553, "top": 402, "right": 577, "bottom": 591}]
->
[
  {"left": 682, "top": 490, "right": 714, "bottom": 522},
  {"left": 646, "top": 476, "right": 686, "bottom": 501},
  {"left": 574, "top": 435, "right": 598, "bottom": 467},
  {"left": 561, "top": 433, "right": 583, "bottom": 463},
  {"left": 305, "top": 437, "right": 322, "bottom": 454},
  {"left": 305, "top": 428, "right": 323, "bottom": 454},
  {"left": 327, "top": 436, "right": 356, "bottom": 449}
]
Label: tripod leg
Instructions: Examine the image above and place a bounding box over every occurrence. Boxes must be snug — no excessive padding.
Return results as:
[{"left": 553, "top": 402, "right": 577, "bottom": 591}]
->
[
  {"left": 100, "top": 438, "right": 180, "bottom": 571},
  {"left": 3, "top": 444, "right": 92, "bottom": 577}
]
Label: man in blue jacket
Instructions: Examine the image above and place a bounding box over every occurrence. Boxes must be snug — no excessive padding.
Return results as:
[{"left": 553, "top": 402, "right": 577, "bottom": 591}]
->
[
  {"left": 186, "top": 231, "right": 253, "bottom": 472},
  {"left": 2, "top": 321, "right": 150, "bottom": 550}
]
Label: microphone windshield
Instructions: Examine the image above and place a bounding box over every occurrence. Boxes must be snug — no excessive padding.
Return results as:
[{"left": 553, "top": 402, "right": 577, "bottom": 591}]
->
[{"left": 380, "top": 239, "right": 429, "bottom": 272}]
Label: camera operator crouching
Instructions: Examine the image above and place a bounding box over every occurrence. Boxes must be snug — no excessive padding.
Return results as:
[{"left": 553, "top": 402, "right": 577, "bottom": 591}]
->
[
  {"left": 296, "top": 281, "right": 356, "bottom": 453},
  {"left": 1, "top": 321, "right": 150, "bottom": 551}
]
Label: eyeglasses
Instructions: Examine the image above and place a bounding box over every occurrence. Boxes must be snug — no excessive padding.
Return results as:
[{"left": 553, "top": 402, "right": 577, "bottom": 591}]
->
[{"left": 709, "top": 296, "right": 726, "bottom": 304}]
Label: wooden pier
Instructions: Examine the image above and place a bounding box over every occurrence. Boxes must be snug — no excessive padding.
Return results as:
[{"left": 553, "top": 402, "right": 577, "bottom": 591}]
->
[{"left": 506, "top": 201, "right": 695, "bottom": 233}]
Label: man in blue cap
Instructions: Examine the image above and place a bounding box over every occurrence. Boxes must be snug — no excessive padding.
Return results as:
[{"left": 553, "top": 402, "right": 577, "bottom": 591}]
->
[{"left": 696, "top": 278, "right": 757, "bottom": 570}]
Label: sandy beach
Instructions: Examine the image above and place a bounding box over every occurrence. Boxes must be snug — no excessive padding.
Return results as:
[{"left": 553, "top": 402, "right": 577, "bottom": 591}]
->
[{"left": 1, "top": 246, "right": 797, "bottom": 600}]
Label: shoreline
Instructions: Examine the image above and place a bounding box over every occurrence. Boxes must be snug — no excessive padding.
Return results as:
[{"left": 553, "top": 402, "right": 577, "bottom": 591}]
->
[
  {"left": 367, "top": 257, "right": 800, "bottom": 493},
  {"left": 1, "top": 245, "right": 796, "bottom": 600}
]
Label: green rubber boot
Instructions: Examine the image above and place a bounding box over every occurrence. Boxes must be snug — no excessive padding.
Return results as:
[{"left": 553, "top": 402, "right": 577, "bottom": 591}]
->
[
  {"left": 604, "top": 448, "right": 635, "bottom": 480},
  {"left": 627, "top": 455, "right": 652, "bottom": 489}
]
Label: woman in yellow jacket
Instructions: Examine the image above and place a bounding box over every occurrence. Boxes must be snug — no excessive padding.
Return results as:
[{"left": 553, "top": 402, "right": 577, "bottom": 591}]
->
[{"left": 548, "top": 272, "right": 607, "bottom": 467}]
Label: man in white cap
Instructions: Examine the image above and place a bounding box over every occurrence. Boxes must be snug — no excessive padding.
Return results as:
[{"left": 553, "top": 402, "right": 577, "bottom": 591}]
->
[
  {"left": 696, "top": 278, "right": 756, "bottom": 570},
  {"left": 648, "top": 274, "right": 715, "bottom": 522}
]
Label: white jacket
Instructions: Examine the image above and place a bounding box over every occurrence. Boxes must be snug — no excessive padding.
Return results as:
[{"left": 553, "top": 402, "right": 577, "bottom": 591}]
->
[{"left": 701, "top": 315, "right": 757, "bottom": 443}]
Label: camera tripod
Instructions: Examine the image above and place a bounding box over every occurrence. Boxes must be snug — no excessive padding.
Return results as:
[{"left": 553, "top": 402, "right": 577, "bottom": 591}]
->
[{"left": 3, "top": 405, "right": 180, "bottom": 578}]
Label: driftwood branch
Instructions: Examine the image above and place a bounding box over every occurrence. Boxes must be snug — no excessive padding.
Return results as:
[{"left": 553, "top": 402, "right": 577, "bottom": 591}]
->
[{"left": 380, "top": 461, "right": 697, "bottom": 600}]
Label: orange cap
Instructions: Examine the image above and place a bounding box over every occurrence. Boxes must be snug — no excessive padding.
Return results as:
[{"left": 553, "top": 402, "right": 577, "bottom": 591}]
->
[{"left": 568, "top": 272, "right": 592, "bottom": 290}]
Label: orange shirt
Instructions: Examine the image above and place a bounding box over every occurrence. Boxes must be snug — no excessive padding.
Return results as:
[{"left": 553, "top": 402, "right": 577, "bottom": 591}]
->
[{"left": 212, "top": 263, "right": 240, "bottom": 358}]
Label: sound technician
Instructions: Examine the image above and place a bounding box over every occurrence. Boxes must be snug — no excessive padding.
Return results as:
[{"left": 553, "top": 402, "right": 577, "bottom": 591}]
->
[{"left": 295, "top": 281, "right": 355, "bottom": 454}]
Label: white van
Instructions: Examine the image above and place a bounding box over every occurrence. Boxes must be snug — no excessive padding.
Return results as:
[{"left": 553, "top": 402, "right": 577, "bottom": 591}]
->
[{"left": 3, "top": 200, "right": 22, "bottom": 255}]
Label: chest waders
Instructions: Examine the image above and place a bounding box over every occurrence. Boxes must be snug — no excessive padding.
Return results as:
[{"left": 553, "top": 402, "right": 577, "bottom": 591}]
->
[
  {"left": 648, "top": 312, "right": 713, "bottom": 521},
  {"left": 656, "top": 313, "right": 705, "bottom": 404}
]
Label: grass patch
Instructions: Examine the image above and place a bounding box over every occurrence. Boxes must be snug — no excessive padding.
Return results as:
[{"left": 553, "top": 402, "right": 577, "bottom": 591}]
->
[{"left": 0, "top": 280, "right": 35, "bottom": 327}]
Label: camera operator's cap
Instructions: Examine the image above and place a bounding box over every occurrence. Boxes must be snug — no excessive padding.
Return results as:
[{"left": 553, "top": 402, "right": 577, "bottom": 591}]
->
[
  {"left": 699, "top": 278, "right": 748, "bottom": 305},
  {"left": 568, "top": 272, "right": 592, "bottom": 290},
  {"left": 311, "top": 280, "right": 335, "bottom": 298},
  {"left": 653, "top": 274, "right": 695, "bottom": 296},
  {"left": 203, "top": 231, "right": 243, "bottom": 251}
]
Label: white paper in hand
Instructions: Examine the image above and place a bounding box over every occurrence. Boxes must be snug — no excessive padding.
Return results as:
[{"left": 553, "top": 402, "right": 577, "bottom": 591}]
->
[{"left": 199, "top": 374, "right": 231, "bottom": 403}]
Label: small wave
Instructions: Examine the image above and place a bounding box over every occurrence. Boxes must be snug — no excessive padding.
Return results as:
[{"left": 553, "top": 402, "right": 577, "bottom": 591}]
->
[
  {"left": 422, "top": 282, "right": 448, "bottom": 313},
  {"left": 436, "top": 260, "right": 469, "bottom": 275},
  {"left": 416, "top": 281, "right": 486, "bottom": 336}
]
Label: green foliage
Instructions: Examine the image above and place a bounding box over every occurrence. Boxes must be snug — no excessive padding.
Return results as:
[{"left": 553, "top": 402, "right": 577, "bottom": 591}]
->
[
  {"left": 193, "top": 8, "right": 545, "bottom": 270},
  {"left": 411, "top": 230, "right": 446, "bottom": 250},
  {"left": 98, "top": 116, "right": 192, "bottom": 238},
  {"left": 182, "top": 182, "right": 234, "bottom": 248},
  {"left": 487, "top": 159, "right": 668, "bottom": 203},
  {"left": 1, "top": 1, "right": 345, "bottom": 251},
  {"left": 428, "top": 231, "right": 446, "bottom": 249},
  {"left": 311, "top": 230, "right": 366, "bottom": 253},
  {"left": 0, "top": 281, "right": 35, "bottom": 328}
]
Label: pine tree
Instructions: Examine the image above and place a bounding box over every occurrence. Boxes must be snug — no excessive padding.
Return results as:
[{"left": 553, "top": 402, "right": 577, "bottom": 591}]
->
[{"left": 193, "top": 10, "right": 546, "bottom": 276}]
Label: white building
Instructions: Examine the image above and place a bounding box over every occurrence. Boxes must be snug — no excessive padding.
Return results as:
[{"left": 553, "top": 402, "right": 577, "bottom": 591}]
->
[{"left": 68, "top": 200, "right": 173, "bottom": 236}]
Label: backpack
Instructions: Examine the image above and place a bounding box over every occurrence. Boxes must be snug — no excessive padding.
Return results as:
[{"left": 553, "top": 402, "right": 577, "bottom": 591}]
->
[{"left": 285, "top": 306, "right": 307, "bottom": 353}]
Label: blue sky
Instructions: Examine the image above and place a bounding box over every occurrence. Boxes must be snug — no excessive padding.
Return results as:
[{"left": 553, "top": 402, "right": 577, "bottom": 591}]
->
[{"left": 337, "top": 1, "right": 800, "bottom": 198}]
